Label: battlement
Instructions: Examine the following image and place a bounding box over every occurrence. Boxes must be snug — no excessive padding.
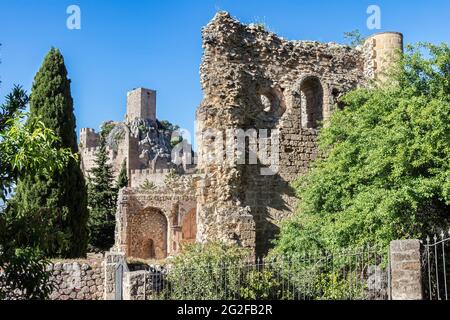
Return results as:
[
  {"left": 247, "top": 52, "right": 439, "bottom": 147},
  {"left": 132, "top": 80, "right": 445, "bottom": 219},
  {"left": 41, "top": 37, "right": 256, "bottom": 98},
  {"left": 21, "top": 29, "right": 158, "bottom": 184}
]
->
[
  {"left": 79, "top": 127, "right": 100, "bottom": 149},
  {"left": 130, "top": 168, "right": 173, "bottom": 175},
  {"left": 126, "top": 88, "right": 156, "bottom": 122},
  {"left": 129, "top": 168, "right": 173, "bottom": 188},
  {"left": 80, "top": 128, "right": 96, "bottom": 134}
]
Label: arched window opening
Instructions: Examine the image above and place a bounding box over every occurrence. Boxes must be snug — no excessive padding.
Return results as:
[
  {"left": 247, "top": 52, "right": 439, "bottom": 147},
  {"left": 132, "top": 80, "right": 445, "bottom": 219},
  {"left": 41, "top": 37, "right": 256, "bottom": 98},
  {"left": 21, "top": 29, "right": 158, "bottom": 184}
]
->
[
  {"left": 259, "top": 89, "right": 286, "bottom": 120},
  {"left": 300, "top": 77, "right": 323, "bottom": 129}
]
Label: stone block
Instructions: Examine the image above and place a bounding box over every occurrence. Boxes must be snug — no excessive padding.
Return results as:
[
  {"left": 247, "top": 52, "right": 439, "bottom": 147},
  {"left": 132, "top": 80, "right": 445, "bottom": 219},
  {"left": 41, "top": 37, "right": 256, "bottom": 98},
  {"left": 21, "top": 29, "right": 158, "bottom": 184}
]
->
[{"left": 390, "top": 239, "right": 423, "bottom": 300}]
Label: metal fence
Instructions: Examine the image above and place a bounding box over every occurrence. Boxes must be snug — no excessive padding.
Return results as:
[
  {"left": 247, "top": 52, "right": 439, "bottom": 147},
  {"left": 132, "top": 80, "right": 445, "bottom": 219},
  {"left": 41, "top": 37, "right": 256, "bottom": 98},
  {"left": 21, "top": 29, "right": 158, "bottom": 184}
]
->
[
  {"left": 423, "top": 230, "right": 450, "bottom": 300},
  {"left": 135, "top": 246, "right": 389, "bottom": 300}
]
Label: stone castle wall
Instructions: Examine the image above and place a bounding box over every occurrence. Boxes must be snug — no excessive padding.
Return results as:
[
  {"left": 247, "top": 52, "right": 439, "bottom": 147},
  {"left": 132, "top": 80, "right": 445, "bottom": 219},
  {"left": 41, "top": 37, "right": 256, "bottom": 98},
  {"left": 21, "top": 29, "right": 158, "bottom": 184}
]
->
[
  {"left": 79, "top": 91, "right": 174, "bottom": 185},
  {"left": 130, "top": 168, "right": 173, "bottom": 189},
  {"left": 195, "top": 12, "right": 403, "bottom": 256},
  {"left": 80, "top": 146, "right": 116, "bottom": 176},
  {"left": 78, "top": 12, "right": 403, "bottom": 258}
]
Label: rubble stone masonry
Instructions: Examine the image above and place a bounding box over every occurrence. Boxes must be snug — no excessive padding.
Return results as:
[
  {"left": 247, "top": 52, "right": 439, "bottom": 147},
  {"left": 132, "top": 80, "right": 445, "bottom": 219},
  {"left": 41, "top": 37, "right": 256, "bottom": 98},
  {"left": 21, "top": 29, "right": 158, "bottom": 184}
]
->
[{"left": 195, "top": 12, "right": 403, "bottom": 256}]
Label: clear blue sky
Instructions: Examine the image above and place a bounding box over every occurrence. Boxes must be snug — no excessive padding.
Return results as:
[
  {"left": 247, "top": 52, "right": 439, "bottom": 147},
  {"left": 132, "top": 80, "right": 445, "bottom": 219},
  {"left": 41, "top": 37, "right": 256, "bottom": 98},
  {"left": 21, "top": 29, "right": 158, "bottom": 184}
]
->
[{"left": 0, "top": 0, "right": 449, "bottom": 139}]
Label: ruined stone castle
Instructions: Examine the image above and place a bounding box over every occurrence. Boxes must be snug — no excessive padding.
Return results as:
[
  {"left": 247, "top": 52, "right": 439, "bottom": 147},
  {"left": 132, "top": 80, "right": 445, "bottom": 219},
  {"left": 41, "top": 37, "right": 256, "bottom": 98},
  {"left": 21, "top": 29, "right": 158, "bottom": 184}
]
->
[{"left": 79, "top": 12, "right": 403, "bottom": 260}]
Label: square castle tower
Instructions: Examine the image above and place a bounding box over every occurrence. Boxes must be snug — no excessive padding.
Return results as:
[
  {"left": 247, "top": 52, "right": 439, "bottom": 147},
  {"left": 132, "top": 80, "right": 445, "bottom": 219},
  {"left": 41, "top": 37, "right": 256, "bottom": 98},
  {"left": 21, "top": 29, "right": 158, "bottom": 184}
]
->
[{"left": 126, "top": 87, "right": 156, "bottom": 122}]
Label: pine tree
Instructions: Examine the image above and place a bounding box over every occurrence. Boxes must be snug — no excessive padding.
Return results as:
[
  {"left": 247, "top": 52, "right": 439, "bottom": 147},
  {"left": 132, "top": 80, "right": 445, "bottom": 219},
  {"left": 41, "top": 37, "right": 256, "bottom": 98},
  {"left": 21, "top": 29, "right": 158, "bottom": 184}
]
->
[
  {"left": 116, "top": 160, "right": 128, "bottom": 189},
  {"left": 87, "top": 135, "right": 117, "bottom": 251},
  {"left": 13, "top": 48, "right": 88, "bottom": 258}
]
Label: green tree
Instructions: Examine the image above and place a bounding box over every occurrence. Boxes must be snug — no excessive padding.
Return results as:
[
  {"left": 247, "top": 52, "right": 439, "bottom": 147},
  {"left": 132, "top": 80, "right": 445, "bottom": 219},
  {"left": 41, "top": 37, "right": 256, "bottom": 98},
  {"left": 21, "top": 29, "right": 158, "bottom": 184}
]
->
[
  {"left": 13, "top": 48, "right": 88, "bottom": 258},
  {"left": 87, "top": 134, "right": 117, "bottom": 251},
  {"left": 344, "top": 29, "right": 365, "bottom": 47},
  {"left": 116, "top": 159, "right": 128, "bottom": 189},
  {"left": 274, "top": 43, "right": 450, "bottom": 256},
  {"left": 0, "top": 86, "right": 75, "bottom": 299}
]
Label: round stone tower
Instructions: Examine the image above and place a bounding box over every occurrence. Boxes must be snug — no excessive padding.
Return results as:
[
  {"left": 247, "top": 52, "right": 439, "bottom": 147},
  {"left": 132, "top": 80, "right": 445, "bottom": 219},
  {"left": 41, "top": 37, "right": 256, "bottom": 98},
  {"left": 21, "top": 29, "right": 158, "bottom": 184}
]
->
[{"left": 365, "top": 32, "right": 404, "bottom": 79}]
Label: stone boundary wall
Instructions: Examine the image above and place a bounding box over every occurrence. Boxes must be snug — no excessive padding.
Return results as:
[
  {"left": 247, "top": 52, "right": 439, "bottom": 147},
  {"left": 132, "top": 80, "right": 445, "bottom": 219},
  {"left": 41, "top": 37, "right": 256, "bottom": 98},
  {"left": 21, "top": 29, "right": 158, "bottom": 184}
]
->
[
  {"left": 43, "top": 241, "right": 427, "bottom": 300},
  {"left": 47, "top": 258, "right": 105, "bottom": 300}
]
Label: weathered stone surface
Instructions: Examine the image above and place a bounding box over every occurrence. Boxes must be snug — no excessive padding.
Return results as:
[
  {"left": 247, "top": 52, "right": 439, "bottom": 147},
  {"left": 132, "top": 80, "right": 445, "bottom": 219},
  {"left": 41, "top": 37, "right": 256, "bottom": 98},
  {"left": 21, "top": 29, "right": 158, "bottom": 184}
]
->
[
  {"left": 195, "top": 12, "right": 403, "bottom": 256},
  {"left": 80, "top": 11, "right": 403, "bottom": 258},
  {"left": 79, "top": 88, "right": 184, "bottom": 189},
  {"left": 115, "top": 188, "right": 197, "bottom": 259},
  {"left": 390, "top": 240, "right": 423, "bottom": 300},
  {"left": 48, "top": 258, "right": 105, "bottom": 300}
]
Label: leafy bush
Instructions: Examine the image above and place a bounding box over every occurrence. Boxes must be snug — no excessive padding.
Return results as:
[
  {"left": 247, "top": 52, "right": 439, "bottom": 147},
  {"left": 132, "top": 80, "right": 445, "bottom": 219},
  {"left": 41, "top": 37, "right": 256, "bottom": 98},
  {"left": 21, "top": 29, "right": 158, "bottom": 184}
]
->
[
  {"left": 0, "top": 247, "right": 53, "bottom": 300},
  {"left": 158, "top": 120, "right": 180, "bottom": 132},
  {"left": 162, "top": 242, "right": 250, "bottom": 300},
  {"left": 240, "top": 270, "right": 280, "bottom": 300},
  {"left": 274, "top": 43, "right": 450, "bottom": 257},
  {"left": 170, "top": 136, "right": 183, "bottom": 147},
  {"left": 0, "top": 85, "right": 74, "bottom": 299}
]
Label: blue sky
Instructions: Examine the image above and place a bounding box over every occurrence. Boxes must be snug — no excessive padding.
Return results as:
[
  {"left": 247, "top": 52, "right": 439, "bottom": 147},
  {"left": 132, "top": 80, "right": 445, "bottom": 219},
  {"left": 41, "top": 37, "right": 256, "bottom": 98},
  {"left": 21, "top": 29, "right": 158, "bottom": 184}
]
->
[{"left": 0, "top": 0, "right": 449, "bottom": 139}]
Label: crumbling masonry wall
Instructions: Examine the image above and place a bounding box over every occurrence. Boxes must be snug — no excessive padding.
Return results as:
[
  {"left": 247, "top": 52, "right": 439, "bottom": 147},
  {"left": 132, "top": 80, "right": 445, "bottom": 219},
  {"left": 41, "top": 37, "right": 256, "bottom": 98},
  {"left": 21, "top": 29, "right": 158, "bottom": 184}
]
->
[
  {"left": 48, "top": 258, "right": 104, "bottom": 300},
  {"left": 114, "top": 175, "right": 197, "bottom": 260},
  {"left": 196, "top": 12, "right": 403, "bottom": 257}
]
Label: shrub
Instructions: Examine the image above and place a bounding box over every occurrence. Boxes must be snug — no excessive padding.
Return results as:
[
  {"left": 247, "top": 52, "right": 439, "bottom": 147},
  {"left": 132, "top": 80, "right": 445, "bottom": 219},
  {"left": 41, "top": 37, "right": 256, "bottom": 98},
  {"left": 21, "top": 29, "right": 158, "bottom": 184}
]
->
[{"left": 162, "top": 242, "right": 250, "bottom": 300}]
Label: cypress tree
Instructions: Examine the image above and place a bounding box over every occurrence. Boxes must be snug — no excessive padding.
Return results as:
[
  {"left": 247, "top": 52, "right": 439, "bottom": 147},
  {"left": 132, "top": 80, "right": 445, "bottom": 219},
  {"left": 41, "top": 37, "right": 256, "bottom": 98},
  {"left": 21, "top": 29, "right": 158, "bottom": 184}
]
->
[
  {"left": 87, "top": 135, "right": 117, "bottom": 251},
  {"left": 116, "top": 160, "right": 128, "bottom": 189},
  {"left": 14, "top": 48, "right": 88, "bottom": 258}
]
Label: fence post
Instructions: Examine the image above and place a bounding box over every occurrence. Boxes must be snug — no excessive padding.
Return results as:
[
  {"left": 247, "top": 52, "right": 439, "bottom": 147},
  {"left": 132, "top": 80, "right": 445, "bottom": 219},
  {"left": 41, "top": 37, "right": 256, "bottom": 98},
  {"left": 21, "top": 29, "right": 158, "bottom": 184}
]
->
[
  {"left": 389, "top": 240, "right": 423, "bottom": 300},
  {"left": 104, "top": 251, "right": 127, "bottom": 300}
]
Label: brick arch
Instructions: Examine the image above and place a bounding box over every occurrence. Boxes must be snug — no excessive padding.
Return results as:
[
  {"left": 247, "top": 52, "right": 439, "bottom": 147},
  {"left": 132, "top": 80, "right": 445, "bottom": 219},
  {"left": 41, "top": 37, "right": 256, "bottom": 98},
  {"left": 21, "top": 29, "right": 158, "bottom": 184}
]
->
[{"left": 129, "top": 206, "right": 168, "bottom": 260}]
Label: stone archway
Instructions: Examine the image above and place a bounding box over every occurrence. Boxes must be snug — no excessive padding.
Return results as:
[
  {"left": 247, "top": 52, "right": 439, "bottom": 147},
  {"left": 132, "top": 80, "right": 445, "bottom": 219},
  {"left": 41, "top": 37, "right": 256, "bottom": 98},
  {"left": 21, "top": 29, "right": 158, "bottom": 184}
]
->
[{"left": 129, "top": 207, "right": 168, "bottom": 260}]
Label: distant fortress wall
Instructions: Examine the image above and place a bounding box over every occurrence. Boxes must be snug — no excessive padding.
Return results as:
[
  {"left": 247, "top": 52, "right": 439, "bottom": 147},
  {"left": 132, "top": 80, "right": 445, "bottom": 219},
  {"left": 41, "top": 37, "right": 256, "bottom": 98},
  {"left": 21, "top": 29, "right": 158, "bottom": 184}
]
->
[
  {"left": 80, "top": 146, "right": 117, "bottom": 178},
  {"left": 129, "top": 168, "right": 173, "bottom": 188}
]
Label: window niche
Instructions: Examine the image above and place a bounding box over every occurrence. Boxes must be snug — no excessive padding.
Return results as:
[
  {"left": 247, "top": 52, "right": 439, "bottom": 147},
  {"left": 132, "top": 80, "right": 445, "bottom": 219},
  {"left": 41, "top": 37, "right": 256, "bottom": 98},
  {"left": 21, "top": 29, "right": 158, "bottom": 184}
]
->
[
  {"left": 258, "top": 88, "right": 286, "bottom": 122},
  {"left": 300, "top": 77, "right": 324, "bottom": 129}
]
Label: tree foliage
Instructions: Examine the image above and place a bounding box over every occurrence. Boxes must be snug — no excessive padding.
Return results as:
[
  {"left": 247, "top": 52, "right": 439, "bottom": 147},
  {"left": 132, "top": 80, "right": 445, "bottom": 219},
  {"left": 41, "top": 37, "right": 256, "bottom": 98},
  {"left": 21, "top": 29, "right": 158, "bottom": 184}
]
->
[
  {"left": 274, "top": 43, "right": 450, "bottom": 256},
  {"left": 12, "top": 48, "right": 88, "bottom": 258},
  {"left": 116, "top": 159, "right": 128, "bottom": 189},
  {"left": 87, "top": 133, "right": 117, "bottom": 251},
  {"left": 344, "top": 29, "right": 365, "bottom": 47},
  {"left": 0, "top": 86, "right": 75, "bottom": 299}
]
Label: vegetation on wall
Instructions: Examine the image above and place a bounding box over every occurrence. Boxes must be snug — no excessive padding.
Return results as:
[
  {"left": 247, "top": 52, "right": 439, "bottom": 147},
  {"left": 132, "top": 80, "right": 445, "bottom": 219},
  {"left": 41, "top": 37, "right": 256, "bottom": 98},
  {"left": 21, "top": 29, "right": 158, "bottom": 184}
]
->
[
  {"left": 100, "top": 121, "right": 115, "bottom": 138},
  {"left": 158, "top": 119, "right": 180, "bottom": 132},
  {"left": 274, "top": 43, "right": 450, "bottom": 257},
  {"left": 12, "top": 48, "right": 89, "bottom": 258},
  {"left": 139, "top": 179, "right": 156, "bottom": 191}
]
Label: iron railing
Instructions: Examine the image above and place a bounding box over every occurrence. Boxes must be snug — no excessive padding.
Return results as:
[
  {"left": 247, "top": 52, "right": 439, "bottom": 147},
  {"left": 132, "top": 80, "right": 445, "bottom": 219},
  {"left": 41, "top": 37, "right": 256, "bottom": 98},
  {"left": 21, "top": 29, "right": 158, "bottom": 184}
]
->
[
  {"left": 423, "top": 230, "right": 450, "bottom": 300},
  {"left": 132, "top": 246, "right": 389, "bottom": 300}
]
